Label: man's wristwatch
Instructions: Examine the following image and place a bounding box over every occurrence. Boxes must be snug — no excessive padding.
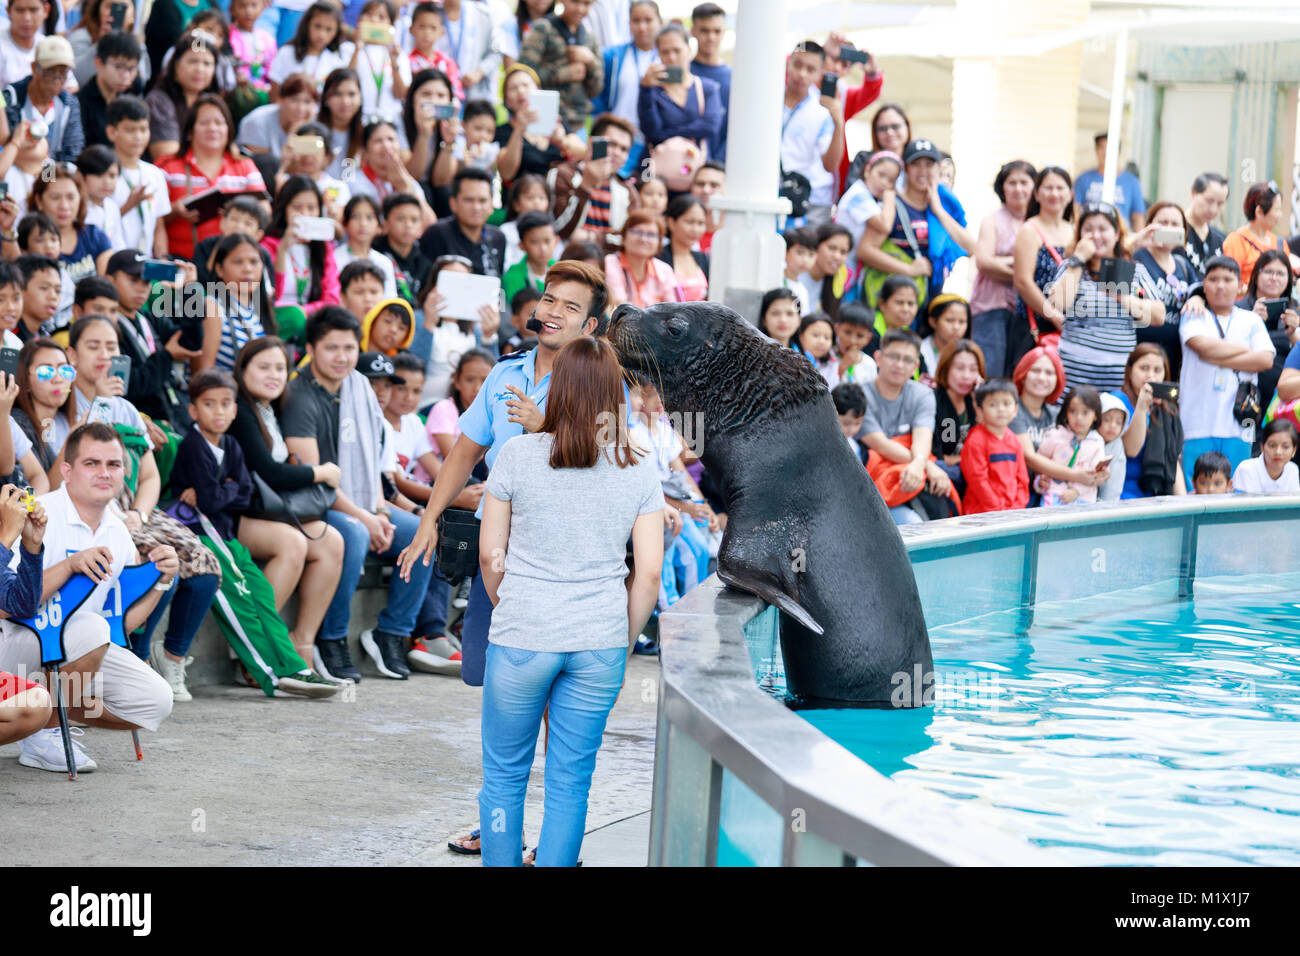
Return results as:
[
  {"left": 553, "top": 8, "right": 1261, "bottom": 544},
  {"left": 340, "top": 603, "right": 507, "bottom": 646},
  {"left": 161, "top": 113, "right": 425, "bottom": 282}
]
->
[{"left": 154, "top": 577, "right": 174, "bottom": 591}]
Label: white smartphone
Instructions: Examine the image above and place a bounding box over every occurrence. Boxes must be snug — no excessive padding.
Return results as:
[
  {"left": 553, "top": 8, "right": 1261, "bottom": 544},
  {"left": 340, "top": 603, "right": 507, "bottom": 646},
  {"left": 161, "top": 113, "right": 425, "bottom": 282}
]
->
[
  {"left": 295, "top": 216, "right": 336, "bottom": 241},
  {"left": 526, "top": 90, "right": 560, "bottom": 137}
]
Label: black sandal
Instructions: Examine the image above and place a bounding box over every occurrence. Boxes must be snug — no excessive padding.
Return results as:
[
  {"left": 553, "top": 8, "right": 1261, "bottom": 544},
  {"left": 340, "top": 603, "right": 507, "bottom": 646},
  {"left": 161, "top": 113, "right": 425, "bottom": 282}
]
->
[{"left": 447, "top": 829, "right": 481, "bottom": 855}]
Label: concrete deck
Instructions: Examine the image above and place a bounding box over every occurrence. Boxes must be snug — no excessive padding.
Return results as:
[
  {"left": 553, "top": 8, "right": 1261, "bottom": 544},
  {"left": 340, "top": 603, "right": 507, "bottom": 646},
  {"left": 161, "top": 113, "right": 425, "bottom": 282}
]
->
[{"left": 0, "top": 652, "right": 661, "bottom": 867}]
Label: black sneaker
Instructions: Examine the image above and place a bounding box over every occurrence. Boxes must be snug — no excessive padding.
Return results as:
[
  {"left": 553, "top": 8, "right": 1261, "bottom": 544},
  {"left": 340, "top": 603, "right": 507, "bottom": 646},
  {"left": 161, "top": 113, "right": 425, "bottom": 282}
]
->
[
  {"left": 360, "top": 628, "right": 411, "bottom": 679},
  {"left": 314, "top": 639, "right": 361, "bottom": 683}
]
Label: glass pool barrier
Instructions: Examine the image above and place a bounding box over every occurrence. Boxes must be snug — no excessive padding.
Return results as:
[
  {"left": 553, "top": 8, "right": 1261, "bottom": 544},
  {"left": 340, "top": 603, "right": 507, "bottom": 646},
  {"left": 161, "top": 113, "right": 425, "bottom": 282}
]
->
[{"left": 647, "top": 494, "right": 1300, "bottom": 866}]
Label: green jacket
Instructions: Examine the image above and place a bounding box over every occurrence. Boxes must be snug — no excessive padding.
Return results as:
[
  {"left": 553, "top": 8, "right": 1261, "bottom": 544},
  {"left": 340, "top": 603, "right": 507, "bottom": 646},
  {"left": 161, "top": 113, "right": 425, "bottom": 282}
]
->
[
  {"left": 502, "top": 258, "right": 554, "bottom": 311},
  {"left": 518, "top": 14, "right": 604, "bottom": 131}
]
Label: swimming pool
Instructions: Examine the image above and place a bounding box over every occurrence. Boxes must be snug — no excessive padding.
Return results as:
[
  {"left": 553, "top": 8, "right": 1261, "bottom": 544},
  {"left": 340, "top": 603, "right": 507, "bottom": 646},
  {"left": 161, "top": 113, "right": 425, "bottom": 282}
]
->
[{"left": 649, "top": 495, "right": 1300, "bottom": 866}]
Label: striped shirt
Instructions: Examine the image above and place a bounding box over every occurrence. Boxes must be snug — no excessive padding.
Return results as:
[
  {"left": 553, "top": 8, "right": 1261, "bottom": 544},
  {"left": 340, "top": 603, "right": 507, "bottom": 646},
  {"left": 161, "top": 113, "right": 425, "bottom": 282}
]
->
[
  {"left": 1051, "top": 260, "right": 1160, "bottom": 391},
  {"left": 584, "top": 183, "right": 612, "bottom": 239},
  {"left": 216, "top": 299, "right": 265, "bottom": 374}
]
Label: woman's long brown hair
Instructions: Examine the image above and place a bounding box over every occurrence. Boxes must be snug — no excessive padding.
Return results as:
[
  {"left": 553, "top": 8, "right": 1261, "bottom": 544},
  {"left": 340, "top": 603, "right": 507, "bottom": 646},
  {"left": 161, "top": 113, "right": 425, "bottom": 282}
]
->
[
  {"left": 541, "top": 337, "right": 640, "bottom": 469},
  {"left": 15, "top": 338, "right": 78, "bottom": 462}
]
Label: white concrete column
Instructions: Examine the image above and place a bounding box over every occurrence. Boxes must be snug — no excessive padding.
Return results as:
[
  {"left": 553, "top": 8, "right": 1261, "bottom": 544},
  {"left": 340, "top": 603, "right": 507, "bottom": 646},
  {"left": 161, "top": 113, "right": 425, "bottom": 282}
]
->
[{"left": 705, "top": 0, "right": 791, "bottom": 321}]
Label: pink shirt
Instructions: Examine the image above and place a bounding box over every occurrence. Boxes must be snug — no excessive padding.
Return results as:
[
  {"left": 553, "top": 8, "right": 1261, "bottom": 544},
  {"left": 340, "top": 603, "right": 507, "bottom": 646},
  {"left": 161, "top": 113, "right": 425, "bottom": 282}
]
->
[
  {"left": 969, "top": 205, "right": 1022, "bottom": 315},
  {"left": 1036, "top": 424, "right": 1105, "bottom": 503},
  {"left": 605, "top": 252, "right": 680, "bottom": 308}
]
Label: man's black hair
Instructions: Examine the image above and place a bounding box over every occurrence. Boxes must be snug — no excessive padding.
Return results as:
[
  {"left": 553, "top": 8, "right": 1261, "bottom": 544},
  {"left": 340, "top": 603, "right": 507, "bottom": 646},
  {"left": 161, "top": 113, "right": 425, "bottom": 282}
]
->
[
  {"left": 339, "top": 259, "right": 386, "bottom": 294},
  {"left": 880, "top": 327, "right": 922, "bottom": 354},
  {"left": 1192, "top": 172, "right": 1228, "bottom": 194},
  {"left": 974, "top": 377, "right": 1018, "bottom": 408},
  {"left": 95, "top": 29, "right": 142, "bottom": 63},
  {"left": 75, "top": 275, "right": 119, "bottom": 308},
  {"left": 106, "top": 93, "right": 149, "bottom": 126},
  {"left": 14, "top": 253, "right": 60, "bottom": 285},
  {"left": 792, "top": 40, "right": 825, "bottom": 59},
  {"left": 306, "top": 305, "right": 362, "bottom": 346},
  {"left": 381, "top": 192, "right": 421, "bottom": 218},
  {"left": 1192, "top": 451, "right": 1232, "bottom": 481},
  {"left": 832, "top": 382, "right": 867, "bottom": 417},
  {"left": 692, "top": 3, "right": 725, "bottom": 21},
  {"left": 515, "top": 210, "right": 554, "bottom": 240},
  {"left": 452, "top": 166, "right": 493, "bottom": 198}
]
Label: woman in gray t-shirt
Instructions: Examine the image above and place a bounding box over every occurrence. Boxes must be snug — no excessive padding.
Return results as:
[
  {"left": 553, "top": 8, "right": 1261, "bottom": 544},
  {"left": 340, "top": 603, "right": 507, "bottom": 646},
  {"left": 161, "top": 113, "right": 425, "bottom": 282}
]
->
[{"left": 477, "top": 337, "right": 664, "bottom": 868}]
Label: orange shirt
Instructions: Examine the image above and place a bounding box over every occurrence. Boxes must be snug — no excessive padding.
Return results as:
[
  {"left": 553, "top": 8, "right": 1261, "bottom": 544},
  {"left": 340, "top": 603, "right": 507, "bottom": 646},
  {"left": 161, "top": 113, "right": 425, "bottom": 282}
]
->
[
  {"left": 159, "top": 151, "right": 266, "bottom": 259},
  {"left": 1222, "top": 226, "right": 1286, "bottom": 291}
]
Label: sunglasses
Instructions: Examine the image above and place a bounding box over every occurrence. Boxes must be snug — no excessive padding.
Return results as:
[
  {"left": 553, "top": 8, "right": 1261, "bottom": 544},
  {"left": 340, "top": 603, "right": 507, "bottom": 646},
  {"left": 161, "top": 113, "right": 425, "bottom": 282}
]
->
[{"left": 34, "top": 363, "right": 76, "bottom": 382}]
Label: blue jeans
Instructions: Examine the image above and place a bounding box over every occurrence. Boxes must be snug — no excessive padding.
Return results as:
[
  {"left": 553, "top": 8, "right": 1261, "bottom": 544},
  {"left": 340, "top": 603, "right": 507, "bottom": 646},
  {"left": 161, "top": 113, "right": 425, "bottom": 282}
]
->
[
  {"left": 972, "top": 308, "right": 1011, "bottom": 378},
  {"left": 1181, "top": 436, "right": 1251, "bottom": 491},
  {"left": 415, "top": 569, "right": 452, "bottom": 640},
  {"left": 479, "top": 642, "right": 626, "bottom": 867},
  {"left": 321, "top": 509, "right": 434, "bottom": 640},
  {"left": 129, "top": 573, "right": 221, "bottom": 660},
  {"left": 460, "top": 571, "right": 492, "bottom": 687},
  {"left": 890, "top": 504, "right": 924, "bottom": 526}
]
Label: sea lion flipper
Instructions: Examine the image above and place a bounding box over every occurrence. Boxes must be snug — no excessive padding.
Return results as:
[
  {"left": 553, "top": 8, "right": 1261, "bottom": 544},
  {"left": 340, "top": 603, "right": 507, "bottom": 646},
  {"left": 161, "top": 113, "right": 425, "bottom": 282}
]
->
[{"left": 717, "top": 566, "right": 824, "bottom": 636}]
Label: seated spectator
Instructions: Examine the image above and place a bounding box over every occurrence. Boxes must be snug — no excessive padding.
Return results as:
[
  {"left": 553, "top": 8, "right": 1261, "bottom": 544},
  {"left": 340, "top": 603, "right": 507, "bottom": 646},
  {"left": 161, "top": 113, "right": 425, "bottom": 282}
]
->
[
  {"left": 960, "top": 377, "right": 1029, "bottom": 514},
  {"left": 12, "top": 252, "right": 62, "bottom": 343},
  {"left": 77, "top": 31, "right": 146, "bottom": 149},
  {"left": 1048, "top": 201, "right": 1164, "bottom": 390},
  {"left": 198, "top": 233, "right": 275, "bottom": 373},
  {"left": 931, "top": 338, "right": 984, "bottom": 491},
  {"left": 834, "top": 301, "right": 878, "bottom": 385},
  {"left": 518, "top": 0, "right": 603, "bottom": 132},
  {"left": 335, "top": 195, "right": 399, "bottom": 299},
  {"left": 1010, "top": 345, "right": 1088, "bottom": 505},
  {"left": 374, "top": 193, "right": 435, "bottom": 305},
  {"left": 351, "top": 119, "right": 438, "bottom": 229},
  {"left": 268, "top": 2, "right": 349, "bottom": 102},
  {"left": 145, "top": 31, "right": 223, "bottom": 162},
  {"left": 282, "top": 306, "right": 437, "bottom": 683},
  {"left": 229, "top": 336, "right": 348, "bottom": 666},
  {"left": 758, "top": 286, "right": 801, "bottom": 349},
  {"left": 260, "top": 175, "right": 342, "bottom": 312},
  {"left": 833, "top": 382, "right": 868, "bottom": 463},
  {"left": 426, "top": 346, "right": 497, "bottom": 464},
  {"left": 659, "top": 195, "right": 708, "bottom": 302},
  {"left": 0, "top": 484, "right": 51, "bottom": 750},
  {"left": 1184, "top": 172, "right": 1228, "bottom": 278},
  {"left": 690, "top": 160, "right": 725, "bottom": 252},
  {"left": 970, "top": 160, "right": 1035, "bottom": 380},
  {"left": 1033, "top": 385, "right": 1106, "bottom": 505},
  {"left": 454, "top": 99, "right": 504, "bottom": 181},
  {"left": 417, "top": 167, "right": 505, "bottom": 276},
  {"left": 496, "top": 64, "right": 570, "bottom": 187},
  {"left": 780, "top": 227, "right": 814, "bottom": 313},
  {"left": 406, "top": 2, "right": 464, "bottom": 100},
  {"left": 228, "top": 0, "right": 277, "bottom": 103},
  {"left": 401, "top": 67, "right": 459, "bottom": 216},
  {"left": 779, "top": 40, "right": 842, "bottom": 227},
  {"left": 0, "top": 260, "right": 24, "bottom": 350},
  {"left": 1, "top": 37, "right": 83, "bottom": 165},
  {"left": 345, "top": 0, "right": 410, "bottom": 123},
  {"left": 1191, "top": 450, "right": 1232, "bottom": 494},
  {"left": 193, "top": 195, "right": 271, "bottom": 288},
  {"left": 418, "top": 254, "right": 500, "bottom": 407},
  {"left": 170, "top": 367, "right": 340, "bottom": 697},
  {"left": 501, "top": 175, "right": 558, "bottom": 271},
  {"left": 796, "top": 223, "right": 852, "bottom": 320},
  {"left": 77, "top": 144, "right": 127, "bottom": 249},
  {"left": 0, "top": 119, "right": 51, "bottom": 228},
  {"left": 29, "top": 165, "right": 113, "bottom": 289},
  {"left": 1231, "top": 419, "right": 1299, "bottom": 493},
  {"left": 502, "top": 287, "right": 542, "bottom": 354},
  {"left": 71, "top": 0, "right": 142, "bottom": 82},
  {"left": 1113, "top": 343, "right": 1183, "bottom": 498},
  {"left": 0, "top": 423, "right": 177, "bottom": 773},
  {"left": 919, "top": 293, "right": 970, "bottom": 381},
  {"left": 796, "top": 312, "right": 837, "bottom": 388},
  {"left": 502, "top": 210, "right": 557, "bottom": 309},
  {"left": 317, "top": 67, "right": 364, "bottom": 180},
  {"left": 360, "top": 297, "right": 417, "bottom": 356},
  {"left": 106, "top": 95, "right": 172, "bottom": 257},
  {"left": 158, "top": 9, "right": 239, "bottom": 98},
  {"left": 605, "top": 210, "right": 678, "bottom": 309},
  {"left": 1096, "top": 392, "right": 1129, "bottom": 502},
  {"left": 159, "top": 93, "right": 267, "bottom": 260},
  {"left": 558, "top": 237, "right": 604, "bottom": 271},
  {"left": 548, "top": 114, "right": 639, "bottom": 252},
  {"left": 636, "top": 23, "right": 722, "bottom": 159},
  {"left": 1221, "top": 182, "right": 1298, "bottom": 291},
  {"left": 236, "top": 72, "right": 320, "bottom": 166},
  {"left": 1179, "top": 255, "right": 1275, "bottom": 486},
  {"left": 276, "top": 121, "right": 351, "bottom": 221},
  {"left": 338, "top": 259, "right": 388, "bottom": 329},
  {"left": 638, "top": 176, "right": 668, "bottom": 216},
  {"left": 434, "top": 0, "right": 500, "bottom": 104},
  {"left": 875, "top": 274, "right": 920, "bottom": 344}
]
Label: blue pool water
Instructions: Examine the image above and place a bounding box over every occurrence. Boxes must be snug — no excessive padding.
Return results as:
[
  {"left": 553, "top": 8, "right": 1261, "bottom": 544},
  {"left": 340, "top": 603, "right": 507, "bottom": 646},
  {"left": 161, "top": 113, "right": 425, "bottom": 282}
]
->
[{"left": 788, "top": 575, "right": 1300, "bottom": 866}]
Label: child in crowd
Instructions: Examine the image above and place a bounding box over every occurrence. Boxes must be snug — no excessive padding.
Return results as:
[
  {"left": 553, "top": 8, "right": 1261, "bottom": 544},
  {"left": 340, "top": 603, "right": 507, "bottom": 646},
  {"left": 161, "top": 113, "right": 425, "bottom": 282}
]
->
[
  {"left": 278, "top": 122, "right": 351, "bottom": 219},
  {"left": 418, "top": 256, "right": 482, "bottom": 406},
  {"left": 384, "top": 351, "right": 440, "bottom": 494},
  {"left": 169, "top": 369, "right": 338, "bottom": 698},
  {"left": 229, "top": 0, "right": 277, "bottom": 97},
  {"left": 834, "top": 302, "right": 878, "bottom": 385},
  {"left": 269, "top": 1, "right": 349, "bottom": 99},
  {"left": 782, "top": 227, "right": 814, "bottom": 314},
  {"left": 195, "top": 196, "right": 271, "bottom": 287},
  {"left": 14, "top": 253, "right": 61, "bottom": 342},
  {"left": 961, "top": 378, "right": 1029, "bottom": 514},
  {"left": 503, "top": 286, "right": 541, "bottom": 354},
  {"left": 759, "top": 287, "right": 801, "bottom": 349},
  {"left": 262, "top": 175, "right": 341, "bottom": 311},
  {"left": 797, "top": 312, "right": 838, "bottom": 388},
  {"left": 833, "top": 382, "right": 869, "bottom": 464},
  {"left": 72, "top": 276, "right": 120, "bottom": 326},
  {"left": 459, "top": 100, "right": 503, "bottom": 176},
  {"left": 373, "top": 194, "right": 433, "bottom": 305},
  {"left": 76, "top": 145, "right": 126, "bottom": 250},
  {"left": 836, "top": 152, "right": 900, "bottom": 295},
  {"left": 16, "top": 217, "right": 73, "bottom": 337},
  {"left": 1097, "top": 393, "right": 1129, "bottom": 502},
  {"left": 920, "top": 293, "right": 970, "bottom": 382},
  {"left": 558, "top": 238, "right": 604, "bottom": 271},
  {"left": 1232, "top": 420, "right": 1300, "bottom": 493},
  {"left": 407, "top": 2, "right": 464, "bottom": 100},
  {"left": 0, "top": 120, "right": 50, "bottom": 224},
  {"left": 502, "top": 210, "right": 557, "bottom": 308},
  {"left": 638, "top": 177, "right": 669, "bottom": 217},
  {"left": 350, "top": 0, "right": 412, "bottom": 122},
  {"left": 339, "top": 260, "right": 389, "bottom": 327},
  {"left": 335, "top": 196, "right": 398, "bottom": 298},
  {"left": 1035, "top": 386, "right": 1106, "bottom": 505},
  {"left": 1192, "top": 451, "right": 1233, "bottom": 494},
  {"left": 876, "top": 274, "right": 920, "bottom": 342},
  {"left": 0, "top": 262, "right": 24, "bottom": 349},
  {"left": 361, "top": 297, "right": 416, "bottom": 356},
  {"left": 500, "top": 175, "right": 553, "bottom": 270},
  {"left": 426, "top": 347, "right": 496, "bottom": 463},
  {"left": 106, "top": 96, "right": 171, "bottom": 257}
]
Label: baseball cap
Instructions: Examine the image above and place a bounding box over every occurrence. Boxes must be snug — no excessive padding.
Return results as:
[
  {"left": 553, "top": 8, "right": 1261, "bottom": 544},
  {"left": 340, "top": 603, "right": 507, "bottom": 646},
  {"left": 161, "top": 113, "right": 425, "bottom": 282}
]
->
[
  {"left": 902, "top": 139, "right": 942, "bottom": 164},
  {"left": 105, "top": 250, "right": 146, "bottom": 277},
  {"left": 35, "top": 36, "right": 76, "bottom": 70},
  {"left": 358, "top": 350, "right": 403, "bottom": 383}
]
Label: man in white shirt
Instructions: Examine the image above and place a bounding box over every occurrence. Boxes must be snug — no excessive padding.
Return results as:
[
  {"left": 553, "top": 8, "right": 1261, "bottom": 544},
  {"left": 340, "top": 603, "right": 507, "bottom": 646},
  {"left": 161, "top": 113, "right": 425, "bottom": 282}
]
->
[
  {"left": 1179, "top": 255, "right": 1276, "bottom": 488},
  {"left": 779, "top": 40, "right": 843, "bottom": 228},
  {"left": 0, "top": 423, "right": 179, "bottom": 773},
  {"left": 0, "top": 0, "right": 46, "bottom": 87}
]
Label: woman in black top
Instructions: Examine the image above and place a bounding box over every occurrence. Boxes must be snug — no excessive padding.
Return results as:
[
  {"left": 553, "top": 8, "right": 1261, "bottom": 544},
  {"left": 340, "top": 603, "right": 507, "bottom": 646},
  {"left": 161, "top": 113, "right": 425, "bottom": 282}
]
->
[
  {"left": 495, "top": 63, "right": 567, "bottom": 186},
  {"left": 1234, "top": 247, "right": 1300, "bottom": 414},
  {"left": 931, "top": 339, "right": 985, "bottom": 495},
  {"left": 1132, "top": 200, "right": 1196, "bottom": 380},
  {"left": 230, "top": 337, "right": 346, "bottom": 663}
]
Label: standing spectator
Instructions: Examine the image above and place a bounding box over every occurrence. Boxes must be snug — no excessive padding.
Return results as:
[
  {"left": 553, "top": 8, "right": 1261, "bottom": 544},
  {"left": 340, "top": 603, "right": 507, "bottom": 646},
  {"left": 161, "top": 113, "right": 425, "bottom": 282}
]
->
[
  {"left": 407, "top": 2, "right": 464, "bottom": 99},
  {"left": 548, "top": 113, "right": 639, "bottom": 252},
  {"left": 1073, "top": 133, "right": 1146, "bottom": 232},
  {"left": 518, "top": 0, "right": 602, "bottom": 133},
  {"left": 688, "top": 2, "right": 729, "bottom": 162},
  {"left": 496, "top": 0, "right": 555, "bottom": 66},
  {"left": 437, "top": 0, "right": 504, "bottom": 104},
  {"left": 658, "top": 194, "right": 708, "bottom": 302},
  {"left": 1234, "top": 248, "right": 1300, "bottom": 410},
  {"left": 229, "top": 0, "right": 277, "bottom": 100},
  {"left": 29, "top": 165, "right": 112, "bottom": 286},
  {"left": 637, "top": 23, "right": 722, "bottom": 162},
  {"left": 345, "top": 0, "right": 411, "bottom": 123},
  {"left": 1008, "top": 165, "right": 1073, "bottom": 373},
  {"left": 1114, "top": 343, "right": 1184, "bottom": 498},
  {"left": 1184, "top": 172, "right": 1228, "bottom": 278},
  {"left": 821, "top": 32, "right": 883, "bottom": 198},
  {"left": 1179, "top": 254, "right": 1275, "bottom": 485},
  {"left": 869, "top": 103, "right": 910, "bottom": 158},
  {"left": 580, "top": 0, "right": 630, "bottom": 52},
  {"left": 604, "top": 209, "right": 677, "bottom": 309},
  {"left": 835, "top": 150, "right": 900, "bottom": 296},
  {"left": 76, "top": 32, "right": 146, "bottom": 150},
  {"left": 475, "top": 335, "right": 663, "bottom": 867},
  {"left": 144, "top": 30, "right": 221, "bottom": 162},
  {"left": 592, "top": 0, "right": 658, "bottom": 169},
  {"left": 797, "top": 221, "right": 851, "bottom": 319},
  {"left": 106, "top": 96, "right": 173, "bottom": 258},
  {"left": 3, "top": 36, "right": 82, "bottom": 165},
  {"left": 779, "top": 40, "right": 842, "bottom": 228},
  {"left": 690, "top": 159, "right": 724, "bottom": 252},
  {"left": 418, "top": 166, "right": 506, "bottom": 278},
  {"left": 1048, "top": 201, "right": 1165, "bottom": 390},
  {"left": 1132, "top": 199, "right": 1195, "bottom": 379},
  {"left": 971, "top": 160, "right": 1035, "bottom": 379},
  {"left": 1222, "top": 181, "right": 1299, "bottom": 291}
]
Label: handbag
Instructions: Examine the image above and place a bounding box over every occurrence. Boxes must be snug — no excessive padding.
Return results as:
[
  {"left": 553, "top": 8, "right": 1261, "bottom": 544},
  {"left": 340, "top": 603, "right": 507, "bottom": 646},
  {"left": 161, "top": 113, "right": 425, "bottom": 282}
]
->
[
  {"left": 249, "top": 472, "right": 336, "bottom": 540},
  {"left": 1210, "top": 311, "right": 1263, "bottom": 427},
  {"left": 650, "top": 76, "right": 708, "bottom": 191},
  {"left": 1025, "top": 223, "right": 1064, "bottom": 351}
]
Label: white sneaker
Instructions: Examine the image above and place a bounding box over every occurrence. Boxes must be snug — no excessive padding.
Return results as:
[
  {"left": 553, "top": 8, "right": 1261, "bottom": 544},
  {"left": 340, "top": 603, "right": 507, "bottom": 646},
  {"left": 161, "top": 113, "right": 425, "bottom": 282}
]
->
[
  {"left": 18, "top": 727, "right": 97, "bottom": 773},
  {"left": 157, "top": 654, "right": 194, "bottom": 702},
  {"left": 408, "top": 636, "right": 462, "bottom": 675}
]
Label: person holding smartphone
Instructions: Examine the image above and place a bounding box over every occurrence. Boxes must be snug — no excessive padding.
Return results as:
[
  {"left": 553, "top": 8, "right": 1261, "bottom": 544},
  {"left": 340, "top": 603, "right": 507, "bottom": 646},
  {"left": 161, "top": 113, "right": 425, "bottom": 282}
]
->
[
  {"left": 636, "top": 22, "right": 721, "bottom": 161},
  {"left": 1131, "top": 200, "right": 1196, "bottom": 380}
]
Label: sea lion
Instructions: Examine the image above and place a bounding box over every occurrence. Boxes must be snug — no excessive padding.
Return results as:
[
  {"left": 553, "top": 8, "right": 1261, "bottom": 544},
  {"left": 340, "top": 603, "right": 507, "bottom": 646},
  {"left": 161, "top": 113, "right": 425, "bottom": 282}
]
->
[{"left": 608, "top": 302, "right": 933, "bottom": 706}]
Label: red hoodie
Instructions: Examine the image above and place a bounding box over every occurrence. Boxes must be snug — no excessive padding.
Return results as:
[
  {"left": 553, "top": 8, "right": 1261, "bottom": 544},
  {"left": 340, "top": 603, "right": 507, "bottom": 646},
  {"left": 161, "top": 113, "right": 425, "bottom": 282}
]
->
[
  {"left": 961, "top": 423, "right": 1029, "bottom": 514},
  {"left": 836, "top": 72, "right": 885, "bottom": 197}
]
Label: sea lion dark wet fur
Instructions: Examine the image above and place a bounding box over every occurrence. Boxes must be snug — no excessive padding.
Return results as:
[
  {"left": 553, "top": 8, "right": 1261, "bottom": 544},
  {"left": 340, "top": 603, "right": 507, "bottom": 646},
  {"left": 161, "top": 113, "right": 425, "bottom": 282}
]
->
[{"left": 609, "top": 302, "right": 933, "bottom": 706}]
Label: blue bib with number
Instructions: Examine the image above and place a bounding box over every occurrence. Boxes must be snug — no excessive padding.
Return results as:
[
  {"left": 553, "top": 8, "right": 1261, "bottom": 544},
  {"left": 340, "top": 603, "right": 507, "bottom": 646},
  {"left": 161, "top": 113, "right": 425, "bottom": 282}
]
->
[
  {"left": 13, "top": 574, "right": 97, "bottom": 667},
  {"left": 100, "top": 563, "right": 164, "bottom": 649}
]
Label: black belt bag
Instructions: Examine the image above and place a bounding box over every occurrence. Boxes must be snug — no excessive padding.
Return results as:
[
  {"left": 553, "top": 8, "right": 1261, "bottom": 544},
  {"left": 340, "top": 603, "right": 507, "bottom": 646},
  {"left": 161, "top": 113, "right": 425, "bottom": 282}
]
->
[{"left": 437, "top": 508, "right": 481, "bottom": 584}]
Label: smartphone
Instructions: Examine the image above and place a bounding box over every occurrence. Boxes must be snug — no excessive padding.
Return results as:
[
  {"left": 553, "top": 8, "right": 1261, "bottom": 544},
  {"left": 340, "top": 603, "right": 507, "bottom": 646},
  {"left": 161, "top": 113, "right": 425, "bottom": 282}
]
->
[
  {"left": 360, "top": 22, "right": 395, "bottom": 45},
  {"left": 820, "top": 72, "right": 838, "bottom": 97},
  {"left": 0, "top": 347, "right": 18, "bottom": 379},
  {"left": 1264, "top": 297, "right": 1288, "bottom": 324},
  {"left": 109, "top": 354, "right": 131, "bottom": 394},
  {"left": 1150, "top": 381, "right": 1179, "bottom": 402},
  {"left": 590, "top": 136, "right": 608, "bottom": 160},
  {"left": 0, "top": 182, "right": 8, "bottom": 201},
  {"left": 662, "top": 65, "right": 684, "bottom": 84},
  {"left": 295, "top": 216, "right": 336, "bottom": 241},
  {"left": 838, "top": 46, "right": 870, "bottom": 65},
  {"left": 142, "top": 258, "right": 178, "bottom": 282},
  {"left": 1153, "top": 226, "right": 1184, "bottom": 246},
  {"left": 109, "top": 1, "right": 127, "bottom": 31},
  {"left": 287, "top": 133, "right": 324, "bottom": 157},
  {"left": 1099, "top": 257, "right": 1136, "bottom": 288},
  {"left": 1095, "top": 456, "right": 1114, "bottom": 470},
  {"left": 430, "top": 103, "right": 457, "bottom": 121}
]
